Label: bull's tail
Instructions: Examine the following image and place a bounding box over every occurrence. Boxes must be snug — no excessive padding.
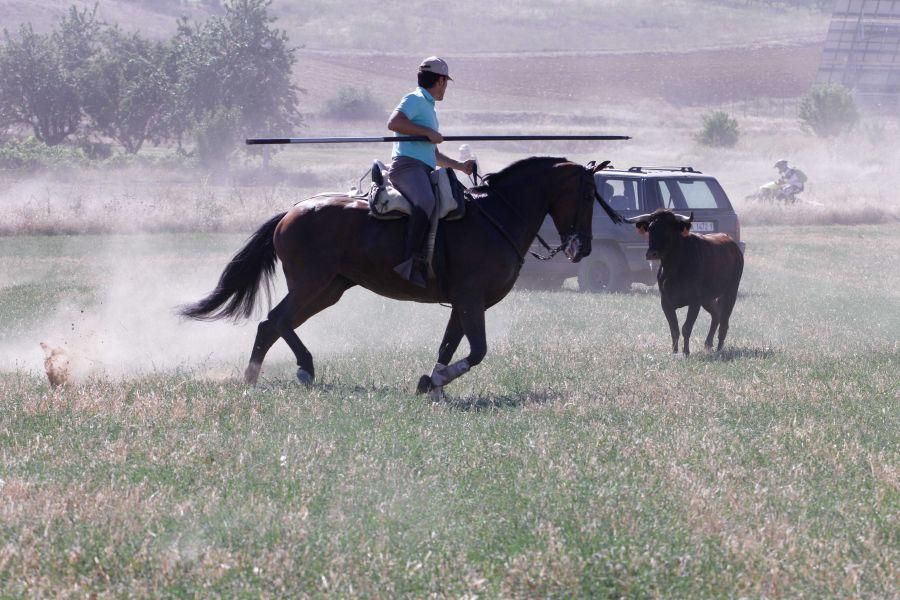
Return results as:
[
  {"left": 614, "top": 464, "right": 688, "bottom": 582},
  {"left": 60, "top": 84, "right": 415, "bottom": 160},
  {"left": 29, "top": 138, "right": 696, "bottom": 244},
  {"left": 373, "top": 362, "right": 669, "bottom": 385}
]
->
[{"left": 179, "top": 212, "right": 287, "bottom": 321}]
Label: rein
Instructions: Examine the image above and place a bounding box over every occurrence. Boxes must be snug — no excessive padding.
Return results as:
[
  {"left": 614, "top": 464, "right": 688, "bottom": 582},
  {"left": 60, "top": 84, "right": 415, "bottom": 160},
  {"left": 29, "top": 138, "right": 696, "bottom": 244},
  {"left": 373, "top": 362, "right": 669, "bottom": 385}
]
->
[{"left": 468, "top": 166, "right": 592, "bottom": 264}]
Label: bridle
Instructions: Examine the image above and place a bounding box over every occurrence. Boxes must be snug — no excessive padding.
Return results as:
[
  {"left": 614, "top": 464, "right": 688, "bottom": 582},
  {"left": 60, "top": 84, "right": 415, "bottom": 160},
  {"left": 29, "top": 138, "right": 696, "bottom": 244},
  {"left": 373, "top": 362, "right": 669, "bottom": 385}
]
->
[{"left": 468, "top": 163, "right": 598, "bottom": 265}]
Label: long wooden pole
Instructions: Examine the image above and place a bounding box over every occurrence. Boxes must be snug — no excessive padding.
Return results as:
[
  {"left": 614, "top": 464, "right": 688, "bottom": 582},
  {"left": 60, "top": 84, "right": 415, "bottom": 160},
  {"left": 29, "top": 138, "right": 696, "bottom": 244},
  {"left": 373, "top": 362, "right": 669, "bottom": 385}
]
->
[{"left": 246, "top": 134, "right": 630, "bottom": 145}]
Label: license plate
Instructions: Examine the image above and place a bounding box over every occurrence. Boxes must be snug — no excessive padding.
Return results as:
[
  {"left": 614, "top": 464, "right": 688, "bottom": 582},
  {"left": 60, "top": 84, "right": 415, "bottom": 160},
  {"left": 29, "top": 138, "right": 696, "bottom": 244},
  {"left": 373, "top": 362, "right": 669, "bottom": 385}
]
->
[{"left": 693, "top": 221, "right": 715, "bottom": 232}]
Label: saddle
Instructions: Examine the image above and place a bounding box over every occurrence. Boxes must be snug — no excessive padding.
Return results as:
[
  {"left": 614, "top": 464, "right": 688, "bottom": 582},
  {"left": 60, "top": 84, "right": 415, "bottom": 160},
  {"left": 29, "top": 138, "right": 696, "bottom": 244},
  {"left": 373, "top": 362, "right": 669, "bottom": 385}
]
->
[{"left": 367, "top": 161, "right": 467, "bottom": 221}]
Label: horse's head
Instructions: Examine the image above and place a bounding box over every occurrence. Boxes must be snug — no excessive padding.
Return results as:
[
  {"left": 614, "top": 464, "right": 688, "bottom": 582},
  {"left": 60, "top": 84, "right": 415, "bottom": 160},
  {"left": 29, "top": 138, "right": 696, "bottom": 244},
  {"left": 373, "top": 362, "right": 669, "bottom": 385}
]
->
[{"left": 547, "top": 161, "right": 611, "bottom": 262}]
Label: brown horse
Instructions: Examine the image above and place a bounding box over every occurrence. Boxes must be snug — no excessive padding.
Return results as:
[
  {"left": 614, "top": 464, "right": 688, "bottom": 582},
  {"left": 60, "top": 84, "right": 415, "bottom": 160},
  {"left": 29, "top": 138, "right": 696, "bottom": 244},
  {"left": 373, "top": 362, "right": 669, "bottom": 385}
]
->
[{"left": 180, "top": 156, "right": 621, "bottom": 398}]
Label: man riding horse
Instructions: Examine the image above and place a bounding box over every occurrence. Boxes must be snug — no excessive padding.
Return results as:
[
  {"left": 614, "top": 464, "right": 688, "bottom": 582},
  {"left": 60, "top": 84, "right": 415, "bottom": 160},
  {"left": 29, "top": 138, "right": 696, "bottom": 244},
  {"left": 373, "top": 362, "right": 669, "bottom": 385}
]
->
[
  {"left": 387, "top": 56, "right": 477, "bottom": 287},
  {"left": 180, "top": 59, "right": 628, "bottom": 398}
]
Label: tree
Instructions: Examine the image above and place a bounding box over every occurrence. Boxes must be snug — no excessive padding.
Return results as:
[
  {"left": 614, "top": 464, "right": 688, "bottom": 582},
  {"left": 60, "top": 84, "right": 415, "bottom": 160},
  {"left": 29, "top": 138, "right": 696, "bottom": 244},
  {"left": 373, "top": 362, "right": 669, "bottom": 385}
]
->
[
  {"left": 81, "top": 28, "right": 172, "bottom": 153},
  {"left": 0, "top": 25, "right": 81, "bottom": 145},
  {"left": 799, "top": 84, "right": 859, "bottom": 138},
  {"left": 0, "top": 6, "right": 99, "bottom": 146},
  {"left": 171, "top": 0, "right": 302, "bottom": 161}
]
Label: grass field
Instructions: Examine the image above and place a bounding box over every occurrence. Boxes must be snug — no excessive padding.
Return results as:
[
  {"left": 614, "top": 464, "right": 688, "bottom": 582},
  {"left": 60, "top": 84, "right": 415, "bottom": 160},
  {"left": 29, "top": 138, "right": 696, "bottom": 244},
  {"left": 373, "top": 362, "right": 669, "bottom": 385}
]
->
[{"left": 0, "top": 224, "right": 896, "bottom": 596}]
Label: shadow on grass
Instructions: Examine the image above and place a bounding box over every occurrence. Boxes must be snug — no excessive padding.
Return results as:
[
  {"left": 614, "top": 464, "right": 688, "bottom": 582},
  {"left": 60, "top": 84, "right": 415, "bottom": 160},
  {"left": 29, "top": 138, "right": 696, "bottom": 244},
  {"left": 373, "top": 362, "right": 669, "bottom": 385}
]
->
[
  {"left": 442, "top": 389, "right": 553, "bottom": 412},
  {"left": 698, "top": 346, "right": 776, "bottom": 362},
  {"left": 253, "top": 377, "right": 552, "bottom": 413}
]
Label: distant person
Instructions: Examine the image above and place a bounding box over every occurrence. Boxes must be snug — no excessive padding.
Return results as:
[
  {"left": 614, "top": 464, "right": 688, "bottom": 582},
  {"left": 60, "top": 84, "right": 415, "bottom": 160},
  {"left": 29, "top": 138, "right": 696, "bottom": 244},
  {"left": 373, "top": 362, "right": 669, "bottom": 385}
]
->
[
  {"left": 387, "top": 56, "right": 477, "bottom": 287},
  {"left": 774, "top": 159, "right": 807, "bottom": 203}
]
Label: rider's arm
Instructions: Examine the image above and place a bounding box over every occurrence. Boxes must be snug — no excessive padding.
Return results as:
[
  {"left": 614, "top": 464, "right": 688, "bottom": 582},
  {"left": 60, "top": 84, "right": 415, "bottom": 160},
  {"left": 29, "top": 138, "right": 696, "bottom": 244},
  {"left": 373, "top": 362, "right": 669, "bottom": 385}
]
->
[
  {"left": 387, "top": 110, "right": 442, "bottom": 144},
  {"left": 436, "top": 150, "right": 476, "bottom": 175}
]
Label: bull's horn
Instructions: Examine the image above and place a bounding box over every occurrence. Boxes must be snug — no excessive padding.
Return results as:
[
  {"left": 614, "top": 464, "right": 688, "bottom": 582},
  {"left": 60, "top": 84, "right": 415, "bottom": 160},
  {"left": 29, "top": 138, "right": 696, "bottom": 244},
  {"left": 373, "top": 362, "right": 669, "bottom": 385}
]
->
[
  {"left": 623, "top": 212, "right": 655, "bottom": 225},
  {"left": 674, "top": 212, "right": 694, "bottom": 224}
]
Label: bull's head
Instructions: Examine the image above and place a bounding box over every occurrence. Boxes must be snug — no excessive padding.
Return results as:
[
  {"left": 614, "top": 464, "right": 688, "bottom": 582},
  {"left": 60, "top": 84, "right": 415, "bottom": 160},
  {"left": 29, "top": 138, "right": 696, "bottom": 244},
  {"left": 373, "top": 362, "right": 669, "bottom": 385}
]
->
[{"left": 627, "top": 209, "right": 693, "bottom": 260}]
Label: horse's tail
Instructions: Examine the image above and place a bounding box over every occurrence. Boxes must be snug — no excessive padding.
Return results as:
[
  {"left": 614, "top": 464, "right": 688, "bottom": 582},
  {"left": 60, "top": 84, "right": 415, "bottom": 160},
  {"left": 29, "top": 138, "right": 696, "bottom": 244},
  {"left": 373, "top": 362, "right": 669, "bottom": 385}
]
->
[{"left": 180, "top": 211, "right": 287, "bottom": 322}]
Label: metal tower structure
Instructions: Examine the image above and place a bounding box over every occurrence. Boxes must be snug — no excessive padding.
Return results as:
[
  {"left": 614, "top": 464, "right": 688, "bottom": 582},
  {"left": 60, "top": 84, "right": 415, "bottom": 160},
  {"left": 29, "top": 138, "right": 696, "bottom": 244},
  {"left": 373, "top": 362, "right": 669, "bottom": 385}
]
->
[{"left": 817, "top": 0, "right": 900, "bottom": 111}]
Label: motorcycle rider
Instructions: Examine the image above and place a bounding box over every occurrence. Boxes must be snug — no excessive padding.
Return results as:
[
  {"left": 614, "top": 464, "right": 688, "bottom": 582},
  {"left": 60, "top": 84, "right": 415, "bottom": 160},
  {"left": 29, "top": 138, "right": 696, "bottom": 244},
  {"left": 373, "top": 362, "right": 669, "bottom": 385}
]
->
[{"left": 774, "top": 159, "right": 806, "bottom": 203}]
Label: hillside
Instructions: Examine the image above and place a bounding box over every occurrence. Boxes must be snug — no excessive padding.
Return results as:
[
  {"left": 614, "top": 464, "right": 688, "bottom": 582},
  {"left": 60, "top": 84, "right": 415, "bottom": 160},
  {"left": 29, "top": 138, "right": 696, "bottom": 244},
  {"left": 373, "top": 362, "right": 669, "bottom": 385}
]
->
[{"left": 1, "top": 0, "right": 829, "bottom": 53}]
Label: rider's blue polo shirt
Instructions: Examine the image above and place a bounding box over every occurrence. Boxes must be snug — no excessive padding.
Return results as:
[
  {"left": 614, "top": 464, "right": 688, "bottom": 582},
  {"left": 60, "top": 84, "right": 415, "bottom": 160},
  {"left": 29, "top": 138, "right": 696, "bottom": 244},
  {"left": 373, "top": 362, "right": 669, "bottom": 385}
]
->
[{"left": 391, "top": 87, "right": 438, "bottom": 169}]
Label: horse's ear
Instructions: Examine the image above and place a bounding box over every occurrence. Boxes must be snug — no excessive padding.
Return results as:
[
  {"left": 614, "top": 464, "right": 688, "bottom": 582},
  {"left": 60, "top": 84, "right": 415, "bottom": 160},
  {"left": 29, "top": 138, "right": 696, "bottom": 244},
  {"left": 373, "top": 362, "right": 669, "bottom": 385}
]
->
[{"left": 590, "top": 160, "right": 612, "bottom": 174}]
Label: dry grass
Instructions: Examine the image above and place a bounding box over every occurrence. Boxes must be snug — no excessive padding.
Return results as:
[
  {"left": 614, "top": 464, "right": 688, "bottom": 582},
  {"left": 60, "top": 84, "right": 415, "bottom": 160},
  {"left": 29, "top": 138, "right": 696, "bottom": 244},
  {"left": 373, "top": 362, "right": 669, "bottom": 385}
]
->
[{"left": 0, "top": 225, "right": 897, "bottom": 596}]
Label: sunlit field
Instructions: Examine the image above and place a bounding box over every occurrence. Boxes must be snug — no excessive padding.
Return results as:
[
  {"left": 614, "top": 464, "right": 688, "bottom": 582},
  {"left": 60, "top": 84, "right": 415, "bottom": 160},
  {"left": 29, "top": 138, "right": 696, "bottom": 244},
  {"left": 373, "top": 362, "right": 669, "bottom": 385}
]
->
[
  {"left": 2, "top": 0, "right": 898, "bottom": 595},
  {"left": 0, "top": 224, "right": 896, "bottom": 596}
]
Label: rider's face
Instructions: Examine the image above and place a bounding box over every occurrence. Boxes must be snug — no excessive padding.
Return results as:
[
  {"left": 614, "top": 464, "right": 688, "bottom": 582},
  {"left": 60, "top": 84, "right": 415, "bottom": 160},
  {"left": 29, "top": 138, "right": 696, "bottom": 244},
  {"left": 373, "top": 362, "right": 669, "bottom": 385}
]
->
[{"left": 432, "top": 76, "right": 449, "bottom": 101}]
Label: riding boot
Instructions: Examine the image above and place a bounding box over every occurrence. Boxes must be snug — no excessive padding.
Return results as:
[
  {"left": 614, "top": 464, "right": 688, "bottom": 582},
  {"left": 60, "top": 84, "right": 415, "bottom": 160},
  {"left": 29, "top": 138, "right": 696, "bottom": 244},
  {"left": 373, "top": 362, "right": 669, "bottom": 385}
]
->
[{"left": 394, "top": 207, "right": 429, "bottom": 288}]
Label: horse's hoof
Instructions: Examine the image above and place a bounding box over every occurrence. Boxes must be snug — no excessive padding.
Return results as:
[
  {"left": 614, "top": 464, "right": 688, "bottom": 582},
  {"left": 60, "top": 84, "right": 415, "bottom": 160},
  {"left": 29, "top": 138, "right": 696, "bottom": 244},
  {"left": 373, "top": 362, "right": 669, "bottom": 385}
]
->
[
  {"left": 244, "top": 363, "right": 261, "bottom": 385},
  {"left": 416, "top": 374, "right": 433, "bottom": 395},
  {"left": 429, "top": 386, "right": 445, "bottom": 403},
  {"left": 296, "top": 368, "right": 314, "bottom": 386}
]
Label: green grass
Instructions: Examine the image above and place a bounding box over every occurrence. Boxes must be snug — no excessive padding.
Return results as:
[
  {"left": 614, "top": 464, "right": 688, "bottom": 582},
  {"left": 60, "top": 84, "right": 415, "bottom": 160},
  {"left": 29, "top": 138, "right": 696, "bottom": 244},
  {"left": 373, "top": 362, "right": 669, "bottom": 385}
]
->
[{"left": 0, "top": 225, "right": 897, "bottom": 596}]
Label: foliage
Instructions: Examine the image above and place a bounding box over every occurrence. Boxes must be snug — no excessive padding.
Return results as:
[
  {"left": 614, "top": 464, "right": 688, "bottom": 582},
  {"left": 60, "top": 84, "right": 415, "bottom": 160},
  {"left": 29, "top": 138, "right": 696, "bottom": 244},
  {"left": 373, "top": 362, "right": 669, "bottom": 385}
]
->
[
  {"left": 799, "top": 84, "right": 859, "bottom": 138},
  {"left": 696, "top": 110, "right": 740, "bottom": 147},
  {"left": 194, "top": 106, "right": 242, "bottom": 170},
  {"left": 0, "top": 6, "right": 102, "bottom": 145},
  {"left": 80, "top": 28, "right": 172, "bottom": 154},
  {"left": 0, "top": 0, "right": 300, "bottom": 161},
  {"left": 171, "top": 0, "right": 302, "bottom": 158},
  {"left": 0, "top": 137, "right": 87, "bottom": 170},
  {"left": 322, "top": 86, "right": 383, "bottom": 120}
]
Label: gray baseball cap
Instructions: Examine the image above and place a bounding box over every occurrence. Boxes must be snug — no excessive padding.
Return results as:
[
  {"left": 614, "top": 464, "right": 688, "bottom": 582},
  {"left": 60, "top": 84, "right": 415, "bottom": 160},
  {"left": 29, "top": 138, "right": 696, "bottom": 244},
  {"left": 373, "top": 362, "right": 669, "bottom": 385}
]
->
[{"left": 419, "top": 56, "right": 452, "bottom": 80}]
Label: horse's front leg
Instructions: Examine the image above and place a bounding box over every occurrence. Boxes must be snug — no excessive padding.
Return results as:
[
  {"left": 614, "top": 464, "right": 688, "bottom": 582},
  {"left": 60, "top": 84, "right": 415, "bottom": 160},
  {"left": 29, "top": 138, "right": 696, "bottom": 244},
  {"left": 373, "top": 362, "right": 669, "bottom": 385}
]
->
[
  {"left": 427, "top": 300, "right": 486, "bottom": 400},
  {"left": 417, "top": 308, "right": 464, "bottom": 398}
]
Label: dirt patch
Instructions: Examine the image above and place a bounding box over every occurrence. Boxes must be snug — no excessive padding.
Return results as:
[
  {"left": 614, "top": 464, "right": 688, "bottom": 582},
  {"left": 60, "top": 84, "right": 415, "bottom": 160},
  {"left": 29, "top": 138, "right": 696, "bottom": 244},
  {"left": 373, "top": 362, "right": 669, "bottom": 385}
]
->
[{"left": 297, "top": 43, "right": 823, "bottom": 108}]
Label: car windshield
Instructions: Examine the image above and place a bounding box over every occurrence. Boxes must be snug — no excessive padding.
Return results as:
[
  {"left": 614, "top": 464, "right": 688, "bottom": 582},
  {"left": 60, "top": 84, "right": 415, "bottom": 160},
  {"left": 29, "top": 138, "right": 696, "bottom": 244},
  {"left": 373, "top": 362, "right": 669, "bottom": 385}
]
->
[{"left": 657, "top": 179, "right": 721, "bottom": 210}]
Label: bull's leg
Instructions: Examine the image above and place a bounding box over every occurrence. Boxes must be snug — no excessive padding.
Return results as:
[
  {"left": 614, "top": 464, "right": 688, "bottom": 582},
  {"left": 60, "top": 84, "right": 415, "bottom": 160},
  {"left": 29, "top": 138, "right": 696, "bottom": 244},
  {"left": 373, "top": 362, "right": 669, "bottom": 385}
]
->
[
  {"left": 681, "top": 304, "right": 701, "bottom": 356},
  {"left": 702, "top": 299, "right": 721, "bottom": 351},
  {"left": 428, "top": 300, "right": 486, "bottom": 399},
  {"left": 661, "top": 298, "right": 680, "bottom": 354},
  {"left": 717, "top": 288, "right": 739, "bottom": 352},
  {"left": 417, "top": 308, "right": 464, "bottom": 396}
]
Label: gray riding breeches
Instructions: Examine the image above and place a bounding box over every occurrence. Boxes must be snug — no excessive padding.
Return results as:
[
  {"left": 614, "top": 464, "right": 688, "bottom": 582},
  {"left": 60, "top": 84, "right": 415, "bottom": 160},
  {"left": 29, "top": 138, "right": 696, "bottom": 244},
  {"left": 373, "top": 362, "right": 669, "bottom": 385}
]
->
[{"left": 388, "top": 156, "right": 436, "bottom": 217}]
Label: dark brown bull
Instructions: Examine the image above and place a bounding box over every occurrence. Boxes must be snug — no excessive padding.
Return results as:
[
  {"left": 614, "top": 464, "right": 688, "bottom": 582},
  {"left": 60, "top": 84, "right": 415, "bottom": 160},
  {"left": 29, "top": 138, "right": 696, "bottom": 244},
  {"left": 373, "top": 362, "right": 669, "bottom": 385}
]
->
[{"left": 630, "top": 209, "right": 743, "bottom": 355}]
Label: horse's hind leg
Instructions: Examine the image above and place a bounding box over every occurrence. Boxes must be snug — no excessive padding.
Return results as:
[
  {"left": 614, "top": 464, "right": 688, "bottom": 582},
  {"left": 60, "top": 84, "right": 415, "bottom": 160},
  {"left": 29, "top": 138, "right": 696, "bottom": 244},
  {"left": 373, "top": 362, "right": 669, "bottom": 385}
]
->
[
  {"left": 245, "top": 277, "right": 353, "bottom": 384},
  {"left": 245, "top": 316, "right": 281, "bottom": 384}
]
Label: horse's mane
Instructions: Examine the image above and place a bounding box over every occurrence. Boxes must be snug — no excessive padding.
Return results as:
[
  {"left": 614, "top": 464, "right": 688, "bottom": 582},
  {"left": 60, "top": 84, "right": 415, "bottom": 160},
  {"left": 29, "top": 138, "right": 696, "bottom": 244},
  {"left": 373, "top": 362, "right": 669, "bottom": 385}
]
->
[{"left": 473, "top": 156, "right": 569, "bottom": 192}]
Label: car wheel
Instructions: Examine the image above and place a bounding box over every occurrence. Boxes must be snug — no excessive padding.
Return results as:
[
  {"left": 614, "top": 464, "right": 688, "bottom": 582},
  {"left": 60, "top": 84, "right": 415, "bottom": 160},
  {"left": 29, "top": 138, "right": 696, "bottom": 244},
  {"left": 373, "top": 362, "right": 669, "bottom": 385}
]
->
[{"left": 577, "top": 252, "right": 628, "bottom": 293}]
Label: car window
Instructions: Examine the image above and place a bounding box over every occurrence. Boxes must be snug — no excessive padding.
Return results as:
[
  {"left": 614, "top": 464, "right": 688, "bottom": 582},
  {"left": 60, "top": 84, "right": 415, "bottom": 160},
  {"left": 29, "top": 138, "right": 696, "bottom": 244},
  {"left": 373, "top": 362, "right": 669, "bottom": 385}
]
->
[
  {"left": 597, "top": 177, "right": 640, "bottom": 211},
  {"left": 657, "top": 179, "right": 720, "bottom": 209}
]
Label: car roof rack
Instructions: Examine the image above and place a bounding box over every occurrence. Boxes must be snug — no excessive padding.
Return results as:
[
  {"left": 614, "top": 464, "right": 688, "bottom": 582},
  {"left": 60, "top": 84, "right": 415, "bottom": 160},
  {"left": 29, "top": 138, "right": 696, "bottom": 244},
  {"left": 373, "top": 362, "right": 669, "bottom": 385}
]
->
[{"left": 627, "top": 166, "right": 702, "bottom": 174}]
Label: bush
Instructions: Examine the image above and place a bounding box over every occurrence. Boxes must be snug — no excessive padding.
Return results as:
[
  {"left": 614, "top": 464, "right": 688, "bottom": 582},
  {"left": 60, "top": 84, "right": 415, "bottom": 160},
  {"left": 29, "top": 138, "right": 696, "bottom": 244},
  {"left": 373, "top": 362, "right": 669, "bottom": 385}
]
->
[
  {"left": 0, "top": 137, "right": 87, "bottom": 170},
  {"left": 799, "top": 84, "right": 859, "bottom": 138},
  {"left": 697, "top": 111, "right": 740, "bottom": 147},
  {"left": 322, "top": 86, "right": 383, "bottom": 121}
]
